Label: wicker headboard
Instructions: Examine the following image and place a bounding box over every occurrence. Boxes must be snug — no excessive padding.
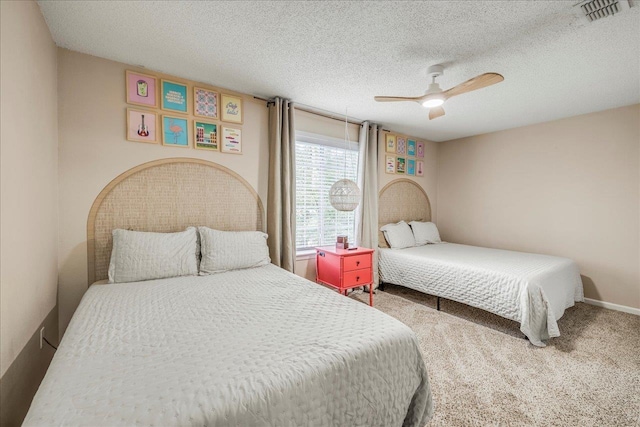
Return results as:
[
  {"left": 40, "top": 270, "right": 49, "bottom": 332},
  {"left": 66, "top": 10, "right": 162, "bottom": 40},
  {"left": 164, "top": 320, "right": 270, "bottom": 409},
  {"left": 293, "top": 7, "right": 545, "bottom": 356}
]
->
[
  {"left": 378, "top": 179, "right": 432, "bottom": 247},
  {"left": 87, "top": 158, "right": 264, "bottom": 283}
]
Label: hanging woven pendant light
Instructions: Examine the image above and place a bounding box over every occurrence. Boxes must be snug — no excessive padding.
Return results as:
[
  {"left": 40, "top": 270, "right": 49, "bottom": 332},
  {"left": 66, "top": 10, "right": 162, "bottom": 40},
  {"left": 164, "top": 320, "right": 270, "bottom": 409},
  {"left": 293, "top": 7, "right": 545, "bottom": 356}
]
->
[
  {"left": 330, "top": 178, "right": 360, "bottom": 211},
  {"left": 329, "top": 108, "right": 360, "bottom": 212}
]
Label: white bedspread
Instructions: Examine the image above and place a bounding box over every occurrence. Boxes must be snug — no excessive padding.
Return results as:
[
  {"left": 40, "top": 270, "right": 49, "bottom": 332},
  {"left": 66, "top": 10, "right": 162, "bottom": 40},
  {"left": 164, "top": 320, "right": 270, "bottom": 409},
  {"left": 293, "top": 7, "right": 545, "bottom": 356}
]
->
[
  {"left": 379, "top": 243, "right": 584, "bottom": 346},
  {"left": 24, "top": 264, "right": 432, "bottom": 426}
]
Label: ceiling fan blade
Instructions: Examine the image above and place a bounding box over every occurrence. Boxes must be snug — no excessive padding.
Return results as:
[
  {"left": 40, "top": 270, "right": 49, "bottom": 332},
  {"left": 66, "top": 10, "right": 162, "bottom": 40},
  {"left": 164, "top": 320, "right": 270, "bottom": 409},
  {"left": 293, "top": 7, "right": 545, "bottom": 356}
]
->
[
  {"left": 429, "top": 106, "right": 445, "bottom": 120},
  {"left": 374, "top": 95, "right": 424, "bottom": 102},
  {"left": 444, "top": 73, "right": 504, "bottom": 99}
]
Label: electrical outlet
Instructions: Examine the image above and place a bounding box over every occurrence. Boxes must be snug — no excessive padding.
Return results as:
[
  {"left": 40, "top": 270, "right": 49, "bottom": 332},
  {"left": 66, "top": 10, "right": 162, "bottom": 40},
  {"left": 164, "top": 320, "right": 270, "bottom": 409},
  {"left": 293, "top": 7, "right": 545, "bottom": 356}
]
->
[{"left": 40, "top": 327, "right": 45, "bottom": 349}]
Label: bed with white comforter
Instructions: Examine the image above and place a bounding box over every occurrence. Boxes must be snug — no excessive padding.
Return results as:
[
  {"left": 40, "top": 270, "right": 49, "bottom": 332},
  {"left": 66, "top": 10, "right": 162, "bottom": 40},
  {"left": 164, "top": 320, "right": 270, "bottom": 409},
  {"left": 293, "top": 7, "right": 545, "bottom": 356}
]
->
[
  {"left": 379, "top": 243, "right": 584, "bottom": 346},
  {"left": 24, "top": 264, "right": 433, "bottom": 426}
]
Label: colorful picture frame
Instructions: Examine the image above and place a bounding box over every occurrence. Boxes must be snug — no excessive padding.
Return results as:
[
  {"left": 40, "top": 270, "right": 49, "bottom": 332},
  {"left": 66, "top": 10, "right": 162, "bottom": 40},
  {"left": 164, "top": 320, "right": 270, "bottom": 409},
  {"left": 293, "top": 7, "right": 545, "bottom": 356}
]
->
[
  {"left": 194, "top": 120, "right": 219, "bottom": 151},
  {"left": 416, "top": 161, "right": 424, "bottom": 177},
  {"left": 220, "top": 93, "right": 243, "bottom": 124},
  {"left": 407, "top": 139, "right": 416, "bottom": 157},
  {"left": 396, "top": 157, "right": 406, "bottom": 174},
  {"left": 221, "top": 126, "right": 242, "bottom": 154},
  {"left": 385, "top": 155, "right": 396, "bottom": 174},
  {"left": 126, "top": 108, "right": 158, "bottom": 143},
  {"left": 396, "top": 137, "right": 406, "bottom": 155},
  {"left": 162, "top": 115, "right": 189, "bottom": 147},
  {"left": 194, "top": 87, "right": 218, "bottom": 119},
  {"left": 126, "top": 71, "right": 158, "bottom": 108},
  {"left": 161, "top": 79, "right": 188, "bottom": 114},
  {"left": 416, "top": 141, "right": 425, "bottom": 158},
  {"left": 407, "top": 159, "right": 416, "bottom": 176},
  {"left": 385, "top": 134, "right": 396, "bottom": 153}
]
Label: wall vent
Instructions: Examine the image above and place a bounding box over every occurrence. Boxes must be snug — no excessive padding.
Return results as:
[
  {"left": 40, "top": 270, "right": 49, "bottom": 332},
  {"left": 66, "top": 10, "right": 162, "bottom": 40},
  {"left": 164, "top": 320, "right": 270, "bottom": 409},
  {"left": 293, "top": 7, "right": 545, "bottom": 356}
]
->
[{"left": 574, "top": 0, "right": 632, "bottom": 22}]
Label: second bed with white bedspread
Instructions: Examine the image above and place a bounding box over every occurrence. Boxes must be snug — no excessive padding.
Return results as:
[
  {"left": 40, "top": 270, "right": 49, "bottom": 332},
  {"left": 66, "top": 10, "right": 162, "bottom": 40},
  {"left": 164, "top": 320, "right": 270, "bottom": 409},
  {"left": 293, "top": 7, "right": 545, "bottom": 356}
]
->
[{"left": 379, "top": 243, "right": 584, "bottom": 346}]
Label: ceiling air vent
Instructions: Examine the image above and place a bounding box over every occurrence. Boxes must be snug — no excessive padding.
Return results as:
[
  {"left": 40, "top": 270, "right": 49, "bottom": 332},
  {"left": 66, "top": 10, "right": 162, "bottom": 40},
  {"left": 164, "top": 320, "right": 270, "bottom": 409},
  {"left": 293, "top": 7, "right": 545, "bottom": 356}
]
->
[{"left": 574, "top": 0, "right": 632, "bottom": 22}]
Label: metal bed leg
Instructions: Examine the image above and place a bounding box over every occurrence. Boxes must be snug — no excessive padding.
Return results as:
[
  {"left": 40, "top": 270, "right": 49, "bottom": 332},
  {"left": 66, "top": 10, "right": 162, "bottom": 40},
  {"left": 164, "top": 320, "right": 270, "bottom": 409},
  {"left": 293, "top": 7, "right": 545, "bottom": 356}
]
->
[{"left": 437, "top": 296, "right": 441, "bottom": 311}]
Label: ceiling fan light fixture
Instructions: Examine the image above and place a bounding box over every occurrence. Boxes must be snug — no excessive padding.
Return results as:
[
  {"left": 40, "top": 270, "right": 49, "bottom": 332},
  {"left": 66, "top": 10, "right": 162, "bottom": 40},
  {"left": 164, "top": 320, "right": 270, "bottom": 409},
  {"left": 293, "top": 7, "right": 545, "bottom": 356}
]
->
[{"left": 422, "top": 97, "right": 445, "bottom": 108}]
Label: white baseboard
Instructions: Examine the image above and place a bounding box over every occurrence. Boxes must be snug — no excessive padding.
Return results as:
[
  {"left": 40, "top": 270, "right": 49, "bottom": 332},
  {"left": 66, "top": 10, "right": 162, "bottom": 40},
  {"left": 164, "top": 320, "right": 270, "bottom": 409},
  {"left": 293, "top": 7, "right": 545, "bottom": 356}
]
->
[{"left": 584, "top": 298, "right": 640, "bottom": 316}]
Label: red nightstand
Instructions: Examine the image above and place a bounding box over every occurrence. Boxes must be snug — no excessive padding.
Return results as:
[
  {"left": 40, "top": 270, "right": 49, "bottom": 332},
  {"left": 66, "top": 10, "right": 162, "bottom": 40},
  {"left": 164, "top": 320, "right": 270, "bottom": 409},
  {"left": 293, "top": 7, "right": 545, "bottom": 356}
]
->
[{"left": 315, "top": 246, "right": 375, "bottom": 306}]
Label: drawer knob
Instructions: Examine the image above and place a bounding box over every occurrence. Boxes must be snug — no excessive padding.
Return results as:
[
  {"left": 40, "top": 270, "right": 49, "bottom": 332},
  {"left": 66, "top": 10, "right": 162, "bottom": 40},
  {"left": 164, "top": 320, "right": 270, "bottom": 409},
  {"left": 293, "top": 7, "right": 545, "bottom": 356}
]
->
[
  {"left": 356, "top": 261, "right": 360, "bottom": 266},
  {"left": 356, "top": 276, "right": 360, "bottom": 281}
]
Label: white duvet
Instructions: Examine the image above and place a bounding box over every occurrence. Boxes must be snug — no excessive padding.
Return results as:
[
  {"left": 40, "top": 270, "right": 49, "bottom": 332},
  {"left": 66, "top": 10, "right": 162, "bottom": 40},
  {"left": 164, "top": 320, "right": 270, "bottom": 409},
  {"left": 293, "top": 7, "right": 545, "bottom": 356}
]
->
[
  {"left": 379, "top": 243, "right": 584, "bottom": 347},
  {"left": 24, "top": 264, "right": 432, "bottom": 426}
]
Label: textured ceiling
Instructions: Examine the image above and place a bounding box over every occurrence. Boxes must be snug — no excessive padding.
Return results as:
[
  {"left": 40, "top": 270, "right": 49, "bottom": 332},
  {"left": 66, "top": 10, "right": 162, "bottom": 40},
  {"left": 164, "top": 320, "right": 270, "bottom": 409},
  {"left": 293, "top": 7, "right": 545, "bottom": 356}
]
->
[{"left": 38, "top": 1, "right": 640, "bottom": 142}]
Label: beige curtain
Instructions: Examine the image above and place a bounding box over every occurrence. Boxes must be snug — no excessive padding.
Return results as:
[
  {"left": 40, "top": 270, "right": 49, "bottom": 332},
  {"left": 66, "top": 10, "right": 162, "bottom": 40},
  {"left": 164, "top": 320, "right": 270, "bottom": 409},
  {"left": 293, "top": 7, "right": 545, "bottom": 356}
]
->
[
  {"left": 267, "top": 98, "right": 296, "bottom": 272},
  {"left": 355, "top": 122, "right": 379, "bottom": 287}
]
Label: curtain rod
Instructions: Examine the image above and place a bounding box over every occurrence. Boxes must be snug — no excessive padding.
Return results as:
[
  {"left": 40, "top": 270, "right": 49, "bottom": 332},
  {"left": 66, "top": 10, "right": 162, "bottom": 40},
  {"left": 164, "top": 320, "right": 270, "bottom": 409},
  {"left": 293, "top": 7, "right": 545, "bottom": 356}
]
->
[{"left": 253, "top": 96, "right": 367, "bottom": 127}]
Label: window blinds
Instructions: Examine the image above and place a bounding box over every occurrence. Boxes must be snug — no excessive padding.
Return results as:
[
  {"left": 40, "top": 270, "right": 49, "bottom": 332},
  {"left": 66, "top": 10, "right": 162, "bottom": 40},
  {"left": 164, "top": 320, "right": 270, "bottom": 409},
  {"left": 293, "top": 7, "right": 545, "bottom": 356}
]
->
[{"left": 295, "top": 139, "right": 359, "bottom": 251}]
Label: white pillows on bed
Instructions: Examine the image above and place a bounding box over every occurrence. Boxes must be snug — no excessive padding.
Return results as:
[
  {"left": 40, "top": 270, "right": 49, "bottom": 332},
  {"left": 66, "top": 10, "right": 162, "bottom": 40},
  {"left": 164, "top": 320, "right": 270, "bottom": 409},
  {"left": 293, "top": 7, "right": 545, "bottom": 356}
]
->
[
  {"left": 108, "top": 227, "right": 199, "bottom": 283},
  {"left": 380, "top": 221, "right": 416, "bottom": 249},
  {"left": 198, "top": 227, "right": 271, "bottom": 274},
  {"left": 409, "top": 221, "right": 442, "bottom": 245}
]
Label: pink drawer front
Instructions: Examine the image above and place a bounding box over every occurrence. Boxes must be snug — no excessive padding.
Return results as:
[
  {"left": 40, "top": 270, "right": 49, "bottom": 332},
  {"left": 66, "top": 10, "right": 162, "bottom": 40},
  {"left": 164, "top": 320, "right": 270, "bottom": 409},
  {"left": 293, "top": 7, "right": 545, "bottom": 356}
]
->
[
  {"left": 343, "top": 254, "right": 371, "bottom": 272},
  {"left": 343, "top": 268, "right": 372, "bottom": 288}
]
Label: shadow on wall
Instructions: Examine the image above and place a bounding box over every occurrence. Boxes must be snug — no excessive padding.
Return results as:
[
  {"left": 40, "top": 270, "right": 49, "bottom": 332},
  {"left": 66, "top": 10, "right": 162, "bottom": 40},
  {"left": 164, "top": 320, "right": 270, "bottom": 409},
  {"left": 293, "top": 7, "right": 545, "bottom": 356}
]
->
[
  {"left": 58, "top": 241, "right": 89, "bottom": 337},
  {"left": 580, "top": 275, "right": 599, "bottom": 302}
]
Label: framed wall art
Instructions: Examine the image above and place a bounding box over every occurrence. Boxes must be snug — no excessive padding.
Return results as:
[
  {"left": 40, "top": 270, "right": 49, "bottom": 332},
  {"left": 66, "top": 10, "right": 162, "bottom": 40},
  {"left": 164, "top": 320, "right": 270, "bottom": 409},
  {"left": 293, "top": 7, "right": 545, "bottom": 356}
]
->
[
  {"left": 221, "top": 126, "right": 242, "bottom": 154},
  {"left": 416, "top": 160, "right": 424, "bottom": 177},
  {"left": 407, "top": 159, "right": 416, "bottom": 176},
  {"left": 194, "top": 120, "right": 219, "bottom": 151},
  {"left": 385, "top": 134, "right": 396, "bottom": 153},
  {"left": 194, "top": 87, "right": 218, "bottom": 119},
  {"left": 407, "top": 139, "right": 416, "bottom": 157},
  {"left": 220, "top": 93, "right": 243, "bottom": 124},
  {"left": 385, "top": 155, "right": 396, "bottom": 174},
  {"left": 126, "top": 71, "right": 158, "bottom": 108},
  {"left": 396, "top": 137, "right": 406, "bottom": 155},
  {"left": 126, "top": 108, "right": 158, "bottom": 143},
  {"left": 162, "top": 115, "right": 189, "bottom": 147},
  {"left": 161, "top": 79, "right": 188, "bottom": 114},
  {"left": 416, "top": 141, "right": 425, "bottom": 158},
  {"left": 396, "top": 157, "right": 406, "bottom": 174}
]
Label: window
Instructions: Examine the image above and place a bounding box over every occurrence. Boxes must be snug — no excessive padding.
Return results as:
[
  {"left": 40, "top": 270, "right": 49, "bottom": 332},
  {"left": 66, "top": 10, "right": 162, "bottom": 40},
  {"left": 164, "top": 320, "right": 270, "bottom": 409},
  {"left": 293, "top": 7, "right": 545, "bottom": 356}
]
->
[{"left": 295, "top": 132, "right": 359, "bottom": 252}]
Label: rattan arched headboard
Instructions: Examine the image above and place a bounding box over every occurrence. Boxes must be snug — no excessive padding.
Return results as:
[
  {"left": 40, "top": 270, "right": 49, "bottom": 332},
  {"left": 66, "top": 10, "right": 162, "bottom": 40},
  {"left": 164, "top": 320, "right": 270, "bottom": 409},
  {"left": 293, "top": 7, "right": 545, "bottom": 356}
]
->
[
  {"left": 87, "top": 158, "right": 264, "bottom": 283},
  {"left": 378, "top": 179, "right": 431, "bottom": 247}
]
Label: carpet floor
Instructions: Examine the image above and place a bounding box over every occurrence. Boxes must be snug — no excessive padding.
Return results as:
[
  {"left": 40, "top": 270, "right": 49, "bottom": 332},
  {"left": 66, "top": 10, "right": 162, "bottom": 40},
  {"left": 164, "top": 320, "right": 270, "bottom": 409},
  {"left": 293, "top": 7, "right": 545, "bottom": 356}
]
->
[{"left": 351, "top": 285, "right": 640, "bottom": 426}]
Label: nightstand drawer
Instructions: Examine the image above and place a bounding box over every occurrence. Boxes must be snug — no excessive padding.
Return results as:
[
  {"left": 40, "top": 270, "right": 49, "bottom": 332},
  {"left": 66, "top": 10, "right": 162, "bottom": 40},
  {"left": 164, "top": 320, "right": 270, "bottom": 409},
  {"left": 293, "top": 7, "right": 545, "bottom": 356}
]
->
[
  {"left": 343, "top": 254, "right": 371, "bottom": 272},
  {"left": 343, "top": 268, "right": 372, "bottom": 287}
]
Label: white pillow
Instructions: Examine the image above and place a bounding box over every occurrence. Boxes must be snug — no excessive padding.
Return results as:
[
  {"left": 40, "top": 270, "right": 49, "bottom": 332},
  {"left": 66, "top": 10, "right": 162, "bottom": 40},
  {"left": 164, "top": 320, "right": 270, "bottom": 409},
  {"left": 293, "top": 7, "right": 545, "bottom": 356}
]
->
[
  {"left": 198, "top": 227, "right": 270, "bottom": 274},
  {"left": 108, "top": 227, "right": 198, "bottom": 283},
  {"left": 409, "top": 221, "right": 442, "bottom": 245},
  {"left": 380, "top": 221, "right": 416, "bottom": 249}
]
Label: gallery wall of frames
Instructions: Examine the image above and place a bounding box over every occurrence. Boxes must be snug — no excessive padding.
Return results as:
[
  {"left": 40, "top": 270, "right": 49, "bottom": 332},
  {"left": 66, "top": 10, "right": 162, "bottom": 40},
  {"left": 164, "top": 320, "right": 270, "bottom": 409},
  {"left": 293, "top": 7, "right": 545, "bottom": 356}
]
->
[
  {"left": 125, "top": 70, "right": 243, "bottom": 154},
  {"left": 383, "top": 132, "right": 426, "bottom": 176}
]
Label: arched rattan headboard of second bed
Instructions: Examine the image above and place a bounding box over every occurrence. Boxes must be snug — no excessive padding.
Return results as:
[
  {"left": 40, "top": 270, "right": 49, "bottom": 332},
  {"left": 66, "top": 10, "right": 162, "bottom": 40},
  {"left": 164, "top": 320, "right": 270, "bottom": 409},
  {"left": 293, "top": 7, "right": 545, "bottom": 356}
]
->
[
  {"left": 87, "top": 158, "right": 265, "bottom": 284},
  {"left": 378, "top": 179, "right": 432, "bottom": 248}
]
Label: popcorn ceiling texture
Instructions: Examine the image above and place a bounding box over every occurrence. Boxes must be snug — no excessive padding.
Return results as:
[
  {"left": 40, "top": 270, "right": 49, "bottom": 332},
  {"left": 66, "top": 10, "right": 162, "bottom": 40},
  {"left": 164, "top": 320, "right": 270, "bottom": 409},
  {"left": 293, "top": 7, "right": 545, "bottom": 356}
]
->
[{"left": 37, "top": 1, "right": 639, "bottom": 141}]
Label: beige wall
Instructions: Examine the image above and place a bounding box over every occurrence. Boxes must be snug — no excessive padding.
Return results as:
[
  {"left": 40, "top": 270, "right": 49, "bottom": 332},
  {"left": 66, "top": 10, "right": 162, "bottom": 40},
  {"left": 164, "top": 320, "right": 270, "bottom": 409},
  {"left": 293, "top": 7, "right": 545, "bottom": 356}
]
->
[
  {"left": 0, "top": 1, "right": 59, "bottom": 377},
  {"left": 57, "top": 49, "right": 270, "bottom": 335},
  {"left": 437, "top": 104, "right": 640, "bottom": 309}
]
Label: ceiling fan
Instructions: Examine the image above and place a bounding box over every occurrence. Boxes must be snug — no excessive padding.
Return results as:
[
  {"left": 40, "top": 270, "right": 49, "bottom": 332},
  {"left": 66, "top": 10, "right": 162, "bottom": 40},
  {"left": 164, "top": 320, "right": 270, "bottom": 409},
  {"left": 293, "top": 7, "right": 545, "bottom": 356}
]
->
[{"left": 374, "top": 65, "right": 504, "bottom": 120}]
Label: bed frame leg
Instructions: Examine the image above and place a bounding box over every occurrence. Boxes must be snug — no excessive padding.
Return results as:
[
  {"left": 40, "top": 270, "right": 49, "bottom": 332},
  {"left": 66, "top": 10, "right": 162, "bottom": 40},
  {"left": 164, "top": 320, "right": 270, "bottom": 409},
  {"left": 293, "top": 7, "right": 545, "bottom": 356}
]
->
[
  {"left": 437, "top": 297, "right": 441, "bottom": 311},
  {"left": 379, "top": 281, "right": 385, "bottom": 291}
]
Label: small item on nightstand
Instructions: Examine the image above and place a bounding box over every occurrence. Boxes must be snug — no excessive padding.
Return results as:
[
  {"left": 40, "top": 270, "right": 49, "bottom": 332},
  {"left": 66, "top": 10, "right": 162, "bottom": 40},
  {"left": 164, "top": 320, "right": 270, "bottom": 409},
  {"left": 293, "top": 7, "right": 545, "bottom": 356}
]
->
[
  {"left": 336, "top": 234, "right": 349, "bottom": 249},
  {"left": 347, "top": 247, "right": 358, "bottom": 251}
]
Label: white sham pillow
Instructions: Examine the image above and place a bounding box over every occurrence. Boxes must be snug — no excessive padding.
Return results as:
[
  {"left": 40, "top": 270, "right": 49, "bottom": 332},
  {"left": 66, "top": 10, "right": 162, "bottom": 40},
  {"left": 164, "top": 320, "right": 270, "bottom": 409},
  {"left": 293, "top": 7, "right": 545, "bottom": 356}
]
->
[
  {"left": 409, "top": 221, "right": 442, "bottom": 245},
  {"left": 108, "top": 227, "right": 198, "bottom": 284},
  {"left": 380, "top": 221, "right": 416, "bottom": 249},
  {"left": 198, "top": 227, "right": 270, "bottom": 274}
]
